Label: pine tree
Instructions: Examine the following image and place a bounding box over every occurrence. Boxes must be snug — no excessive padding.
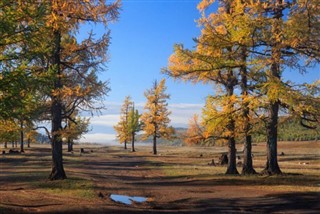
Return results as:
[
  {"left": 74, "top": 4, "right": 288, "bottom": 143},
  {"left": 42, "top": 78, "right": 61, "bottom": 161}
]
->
[{"left": 141, "top": 79, "right": 172, "bottom": 155}]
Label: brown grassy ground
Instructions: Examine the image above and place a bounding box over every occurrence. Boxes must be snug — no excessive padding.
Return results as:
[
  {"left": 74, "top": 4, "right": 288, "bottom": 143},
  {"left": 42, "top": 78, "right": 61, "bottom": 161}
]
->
[{"left": 0, "top": 141, "right": 319, "bottom": 213}]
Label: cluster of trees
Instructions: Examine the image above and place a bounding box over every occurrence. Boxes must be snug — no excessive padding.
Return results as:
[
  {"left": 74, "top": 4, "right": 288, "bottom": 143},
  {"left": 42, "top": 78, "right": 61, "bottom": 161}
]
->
[
  {"left": 164, "top": 0, "right": 320, "bottom": 175},
  {"left": 0, "top": 0, "right": 120, "bottom": 180},
  {"left": 182, "top": 116, "right": 319, "bottom": 146},
  {"left": 114, "top": 79, "right": 174, "bottom": 155}
]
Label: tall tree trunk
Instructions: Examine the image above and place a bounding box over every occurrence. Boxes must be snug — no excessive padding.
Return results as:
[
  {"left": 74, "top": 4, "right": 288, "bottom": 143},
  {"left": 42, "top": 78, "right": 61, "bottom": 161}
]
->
[
  {"left": 132, "top": 132, "right": 135, "bottom": 152},
  {"left": 27, "top": 138, "right": 30, "bottom": 148},
  {"left": 70, "top": 141, "right": 73, "bottom": 151},
  {"left": 153, "top": 135, "right": 157, "bottom": 155},
  {"left": 226, "top": 123, "right": 238, "bottom": 174},
  {"left": 49, "top": 30, "right": 66, "bottom": 180},
  {"left": 223, "top": 2, "right": 238, "bottom": 175},
  {"left": 240, "top": 47, "right": 256, "bottom": 175},
  {"left": 242, "top": 135, "right": 256, "bottom": 174},
  {"left": 20, "top": 119, "right": 24, "bottom": 153},
  {"left": 12, "top": 142, "right": 14, "bottom": 148},
  {"left": 124, "top": 140, "right": 127, "bottom": 150},
  {"left": 225, "top": 70, "right": 239, "bottom": 175},
  {"left": 67, "top": 139, "right": 73, "bottom": 152},
  {"left": 263, "top": 101, "right": 281, "bottom": 174},
  {"left": 4, "top": 142, "right": 7, "bottom": 148},
  {"left": 263, "top": 0, "right": 283, "bottom": 175}
]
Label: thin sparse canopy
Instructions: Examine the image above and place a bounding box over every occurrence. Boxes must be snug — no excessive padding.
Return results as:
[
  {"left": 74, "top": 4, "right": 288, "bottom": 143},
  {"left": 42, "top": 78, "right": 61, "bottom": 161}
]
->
[
  {"left": 141, "top": 79, "right": 172, "bottom": 155},
  {"left": 114, "top": 96, "right": 133, "bottom": 150},
  {"left": 128, "top": 103, "right": 141, "bottom": 152}
]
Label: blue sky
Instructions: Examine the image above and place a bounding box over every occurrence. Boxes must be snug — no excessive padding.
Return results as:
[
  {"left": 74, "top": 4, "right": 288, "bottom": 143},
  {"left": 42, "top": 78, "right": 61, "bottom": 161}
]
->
[
  {"left": 79, "top": 0, "right": 319, "bottom": 144},
  {"left": 106, "top": 0, "right": 212, "bottom": 104}
]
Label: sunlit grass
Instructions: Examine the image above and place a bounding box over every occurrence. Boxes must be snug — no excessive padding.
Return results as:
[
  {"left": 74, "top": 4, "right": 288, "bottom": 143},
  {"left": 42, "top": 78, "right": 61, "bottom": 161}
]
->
[{"left": 33, "top": 177, "right": 95, "bottom": 199}]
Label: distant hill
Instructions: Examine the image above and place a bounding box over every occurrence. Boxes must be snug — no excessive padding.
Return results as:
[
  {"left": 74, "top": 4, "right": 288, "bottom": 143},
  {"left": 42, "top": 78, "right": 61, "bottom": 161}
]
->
[
  {"left": 136, "top": 127, "right": 187, "bottom": 146},
  {"left": 254, "top": 117, "right": 319, "bottom": 142},
  {"left": 156, "top": 117, "right": 319, "bottom": 146}
]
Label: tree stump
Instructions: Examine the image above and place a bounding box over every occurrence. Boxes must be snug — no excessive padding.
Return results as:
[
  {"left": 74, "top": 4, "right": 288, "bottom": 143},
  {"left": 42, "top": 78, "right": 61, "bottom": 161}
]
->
[{"left": 208, "top": 159, "right": 216, "bottom": 166}]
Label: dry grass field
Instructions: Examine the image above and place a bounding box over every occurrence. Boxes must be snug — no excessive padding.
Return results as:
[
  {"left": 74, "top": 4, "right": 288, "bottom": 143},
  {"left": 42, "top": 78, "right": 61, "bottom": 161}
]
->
[{"left": 0, "top": 141, "right": 319, "bottom": 213}]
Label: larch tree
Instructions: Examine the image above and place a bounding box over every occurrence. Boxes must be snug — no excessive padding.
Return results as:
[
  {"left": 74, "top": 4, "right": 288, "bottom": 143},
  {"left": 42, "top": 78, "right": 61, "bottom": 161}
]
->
[
  {"left": 141, "top": 79, "right": 172, "bottom": 155},
  {"left": 183, "top": 114, "right": 207, "bottom": 145},
  {"left": 39, "top": 0, "right": 120, "bottom": 180},
  {"left": 164, "top": 0, "right": 256, "bottom": 174},
  {"left": 165, "top": 0, "right": 319, "bottom": 175},
  {"left": 114, "top": 96, "right": 133, "bottom": 150},
  {"left": 63, "top": 114, "right": 89, "bottom": 152},
  {"left": 127, "top": 103, "right": 140, "bottom": 152},
  {"left": 0, "top": 0, "right": 47, "bottom": 120},
  {"left": 0, "top": 119, "right": 19, "bottom": 149},
  {"left": 252, "top": 0, "right": 320, "bottom": 174}
]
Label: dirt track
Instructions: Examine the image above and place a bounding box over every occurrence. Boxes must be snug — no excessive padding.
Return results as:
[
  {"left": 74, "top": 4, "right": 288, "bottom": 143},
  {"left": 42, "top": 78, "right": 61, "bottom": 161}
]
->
[{"left": 1, "top": 142, "right": 319, "bottom": 213}]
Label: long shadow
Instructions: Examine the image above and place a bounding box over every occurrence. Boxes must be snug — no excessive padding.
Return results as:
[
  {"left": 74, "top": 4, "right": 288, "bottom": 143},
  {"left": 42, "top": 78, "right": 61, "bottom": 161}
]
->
[
  {"left": 0, "top": 171, "right": 49, "bottom": 185},
  {"left": 130, "top": 174, "right": 320, "bottom": 188},
  {"left": 2, "top": 192, "right": 318, "bottom": 213},
  {"left": 187, "top": 192, "right": 320, "bottom": 213}
]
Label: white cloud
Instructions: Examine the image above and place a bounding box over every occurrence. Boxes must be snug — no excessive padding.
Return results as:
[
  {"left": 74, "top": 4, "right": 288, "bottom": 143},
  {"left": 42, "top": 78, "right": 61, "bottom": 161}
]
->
[
  {"left": 79, "top": 133, "right": 117, "bottom": 144},
  {"left": 80, "top": 102, "right": 204, "bottom": 142},
  {"left": 86, "top": 102, "right": 203, "bottom": 129},
  {"left": 88, "top": 114, "right": 120, "bottom": 127},
  {"left": 168, "top": 103, "right": 203, "bottom": 127}
]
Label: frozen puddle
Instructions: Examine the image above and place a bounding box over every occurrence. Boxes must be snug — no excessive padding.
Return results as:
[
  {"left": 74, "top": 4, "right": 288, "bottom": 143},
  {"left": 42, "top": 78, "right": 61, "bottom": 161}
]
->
[{"left": 110, "top": 194, "right": 148, "bottom": 205}]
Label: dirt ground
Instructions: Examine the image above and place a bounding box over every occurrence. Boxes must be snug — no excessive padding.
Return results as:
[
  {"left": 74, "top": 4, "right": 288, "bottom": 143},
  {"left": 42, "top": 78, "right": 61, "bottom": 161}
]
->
[{"left": 0, "top": 141, "right": 319, "bottom": 213}]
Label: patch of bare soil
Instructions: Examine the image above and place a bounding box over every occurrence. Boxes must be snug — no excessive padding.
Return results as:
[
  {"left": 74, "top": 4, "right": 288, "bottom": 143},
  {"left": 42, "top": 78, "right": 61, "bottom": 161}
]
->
[{"left": 0, "top": 141, "right": 319, "bottom": 213}]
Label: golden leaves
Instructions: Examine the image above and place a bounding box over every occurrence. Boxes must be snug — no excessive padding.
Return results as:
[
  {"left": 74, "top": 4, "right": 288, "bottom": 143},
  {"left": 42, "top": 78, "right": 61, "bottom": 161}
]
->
[
  {"left": 141, "top": 79, "right": 172, "bottom": 140},
  {"left": 197, "top": 0, "right": 215, "bottom": 12},
  {"left": 45, "top": 0, "right": 120, "bottom": 31}
]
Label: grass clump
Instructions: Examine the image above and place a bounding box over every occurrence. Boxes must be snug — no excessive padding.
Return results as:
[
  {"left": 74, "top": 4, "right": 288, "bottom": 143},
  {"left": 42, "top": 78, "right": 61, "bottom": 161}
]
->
[{"left": 34, "top": 177, "right": 95, "bottom": 199}]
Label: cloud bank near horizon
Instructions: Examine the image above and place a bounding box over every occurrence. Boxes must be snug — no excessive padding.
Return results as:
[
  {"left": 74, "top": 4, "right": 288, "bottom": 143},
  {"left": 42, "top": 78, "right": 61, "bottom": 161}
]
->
[{"left": 79, "top": 102, "right": 203, "bottom": 144}]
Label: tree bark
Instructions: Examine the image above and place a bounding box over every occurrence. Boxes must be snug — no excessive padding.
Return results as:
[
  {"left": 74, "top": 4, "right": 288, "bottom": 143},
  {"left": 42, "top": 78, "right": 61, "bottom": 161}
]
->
[
  {"left": 226, "top": 130, "right": 238, "bottom": 174},
  {"left": 49, "top": 30, "right": 66, "bottom": 180},
  {"left": 124, "top": 140, "right": 127, "bottom": 150},
  {"left": 131, "top": 132, "right": 135, "bottom": 152},
  {"left": 153, "top": 134, "right": 157, "bottom": 155},
  {"left": 242, "top": 135, "right": 256, "bottom": 175},
  {"left": 20, "top": 119, "right": 24, "bottom": 153},
  {"left": 263, "top": 101, "right": 282, "bottom": 175},
  {"left": 67, "top": 139, "right": 73, "bottom": 152},
  {"left": 225, "top": 68, "right": 239, "bottom": 175},
  {"left": 240, "top": 47, "right": 256, "bottom": 175},
  {"left": 27, "top": 138, "right": 30, "bottom": 148},
  {"left": 4, "top": 142, "right": 7, "bottom": 148}
]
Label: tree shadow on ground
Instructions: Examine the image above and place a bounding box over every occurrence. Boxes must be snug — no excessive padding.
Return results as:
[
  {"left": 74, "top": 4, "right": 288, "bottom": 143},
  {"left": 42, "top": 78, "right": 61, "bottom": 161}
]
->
[{"left": 2, "top": 192, "right": 318, "bottom": 213}]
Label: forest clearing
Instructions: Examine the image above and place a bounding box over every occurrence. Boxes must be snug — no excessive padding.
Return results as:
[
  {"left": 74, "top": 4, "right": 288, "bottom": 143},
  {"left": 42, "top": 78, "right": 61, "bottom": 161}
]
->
[
  {"left": 1, "top": 141, "right": 319, "bottom": 213},
  {"left": 1, "top": 0, "right": 320, "bottom": 213}
]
